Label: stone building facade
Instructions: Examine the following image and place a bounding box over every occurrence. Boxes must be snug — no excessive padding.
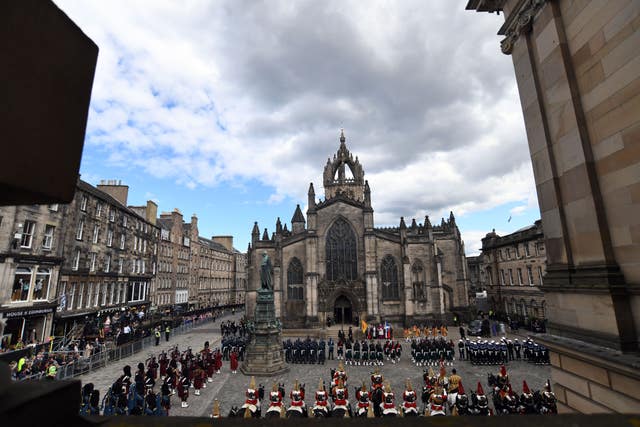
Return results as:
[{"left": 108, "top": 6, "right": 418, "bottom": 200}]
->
[
  {"left": 195, "top": 236, "right": 237, "bottom": 308},
  {"left": 0, "top": 204, "right": 66, "bottom": 348},
  {"left": 247, "top": 133, "right": 470, "bottom": 328},
  {"left": 468, "top": 0, "right": 640, "bottom": 413},
  {"left": 155, "top": 211, "right": 245, "bottom": 311},
  {"left": 156, "top": 210, "right": 194, "bottom": 310},
  {"left": 54, "top": 180, "right": 159, "bottom": 336},
  {"left": 480, "top": 220, "right": 547, "bottom": 321},
  {"left": 233, "top": 251, "right": 247, "bottom": 305}
]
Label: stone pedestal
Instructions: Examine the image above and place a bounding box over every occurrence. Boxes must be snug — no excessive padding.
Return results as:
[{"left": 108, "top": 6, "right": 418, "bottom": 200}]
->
[{"left": 240, "top": 288, "right": 289, "bottom": 376}]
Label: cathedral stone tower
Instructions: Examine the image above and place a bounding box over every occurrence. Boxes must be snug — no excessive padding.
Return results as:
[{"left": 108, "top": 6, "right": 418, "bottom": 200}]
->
[
  {"left": 322, "top": 130, "right": 365, "bottom": 201},
  {"left": 246, "top": 130, "right": 470, "bottom": 329}
]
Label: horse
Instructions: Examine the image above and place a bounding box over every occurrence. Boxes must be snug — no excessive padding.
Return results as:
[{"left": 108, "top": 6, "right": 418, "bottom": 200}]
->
[
  {"left": 331, "top": 405, "right": 351, "bottom": 418},
  {"left": 493, "top": 390, "right": 519, "bottom": 415},
  {"left": 487, "top": 373, "right": 497, "bottom": 388},
  {"left": 469, "top": 392, "right": 491, "bottom": 416},
  {"left": 286, "top": 405, "right": 307, "bottom": 417},
  {"left": 230, "top": 406, "right": 261, "bottom": 418},
  {"left": 452, "top": 393, "right": 470, "bottom": 416},
  {"left": 265, "top": 384, "right": 286, "bottom": 419},
  {"left": 286, "top": 383, "right": 307, "bottom": 418},
  {"left": 535, "top": 389, "right": 558, "bottom": 414}
]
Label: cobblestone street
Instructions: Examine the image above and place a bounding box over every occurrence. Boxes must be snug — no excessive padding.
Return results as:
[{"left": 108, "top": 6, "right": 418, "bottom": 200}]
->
[
  {"left": 212, "top": 329, "right": 551, "bottom": 417},
  {"left": 77, "top": 315, "right": 551, "bottom": 417},
  {"left": 77, "top": 309, "right": 245, "bottom": 417}
]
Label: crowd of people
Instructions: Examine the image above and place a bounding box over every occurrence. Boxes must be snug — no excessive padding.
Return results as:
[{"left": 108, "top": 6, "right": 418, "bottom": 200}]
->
[
  {"left": 220, "top": 318, "right": 248, "bottom": 338},
  {"left": 8, "top": 350, "right": 66, "bottom": 381},
  {"left": 6, "top": 309, "right": 227, "bottom": 384},
  {"left": 80, "top": 321, "right": 246, "bottom": 416}
]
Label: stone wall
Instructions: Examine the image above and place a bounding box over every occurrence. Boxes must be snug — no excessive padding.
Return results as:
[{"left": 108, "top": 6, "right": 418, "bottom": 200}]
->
[
  {"left": 540, "top": 335, "right": 640, "bottom": 413},
  {"left": 467, "top": 0, "right": 640, "bottom": 413}
]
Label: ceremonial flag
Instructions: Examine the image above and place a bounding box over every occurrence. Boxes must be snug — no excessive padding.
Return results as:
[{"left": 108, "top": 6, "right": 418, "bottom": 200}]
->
[
  {"left": 361, "top": 319, "right": 368, "bottom": 334},
  {"left": 59, "top": 292, "right": 66, "bottom": 310}
]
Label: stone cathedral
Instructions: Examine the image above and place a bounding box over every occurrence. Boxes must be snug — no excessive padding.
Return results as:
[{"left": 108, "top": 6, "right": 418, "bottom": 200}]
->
[{"left": 246, "top": 131, "right": 470, "bottom": 328}]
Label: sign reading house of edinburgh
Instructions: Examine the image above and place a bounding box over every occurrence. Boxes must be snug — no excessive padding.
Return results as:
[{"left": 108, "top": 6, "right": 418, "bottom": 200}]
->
[{"left": 3, "top": 306, "right": 56, "bottom": 318}]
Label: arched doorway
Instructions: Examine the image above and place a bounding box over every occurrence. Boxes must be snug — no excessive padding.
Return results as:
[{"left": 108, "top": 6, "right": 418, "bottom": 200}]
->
[{"left": 334, "top": 295, "right": 352, "bottom": 326}]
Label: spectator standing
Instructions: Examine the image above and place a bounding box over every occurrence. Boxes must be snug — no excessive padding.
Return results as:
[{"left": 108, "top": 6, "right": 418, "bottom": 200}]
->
[{"left": 155, "top": 328, "right": 161, "bottom": 346}]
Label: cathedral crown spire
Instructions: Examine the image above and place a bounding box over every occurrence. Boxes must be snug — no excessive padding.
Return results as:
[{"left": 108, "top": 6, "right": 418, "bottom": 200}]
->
[{"left": 323, "top": 130, "right": 365, "bottom": 202}]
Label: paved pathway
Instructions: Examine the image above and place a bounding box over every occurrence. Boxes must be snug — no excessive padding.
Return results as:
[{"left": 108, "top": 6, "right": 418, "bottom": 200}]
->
[
  {"left": 79, "top": 319, "right": 551, "bottom": 417},
  {"left": 209, "top": 328, "right": 551, "bottom": 417},
  {"left": 77, "top": 310, "right": 245, "bottom": 417}
]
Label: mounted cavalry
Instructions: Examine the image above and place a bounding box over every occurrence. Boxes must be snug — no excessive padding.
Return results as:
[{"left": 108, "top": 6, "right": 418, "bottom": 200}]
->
[
  {"left": 264, "top": 383, "right": 286, "bottom": 418},
  {"left": 286, "top": 380, "right": 307, "bottom": 417}
]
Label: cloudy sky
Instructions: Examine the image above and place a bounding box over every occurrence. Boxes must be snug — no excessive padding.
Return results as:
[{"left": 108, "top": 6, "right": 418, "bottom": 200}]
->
[{"left": 55, "top": 0, "right": 539, "bottom": 254}]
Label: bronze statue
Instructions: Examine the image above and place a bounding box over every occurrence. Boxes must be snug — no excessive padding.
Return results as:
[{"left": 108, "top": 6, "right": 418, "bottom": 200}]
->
[{"left": 261, "top": 252, "right": 273, "bottom": 290}]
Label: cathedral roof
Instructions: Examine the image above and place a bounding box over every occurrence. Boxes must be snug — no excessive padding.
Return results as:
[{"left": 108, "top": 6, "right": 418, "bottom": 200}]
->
[{"left": 292, "top": 204, "right": 305, "bottom": 223}]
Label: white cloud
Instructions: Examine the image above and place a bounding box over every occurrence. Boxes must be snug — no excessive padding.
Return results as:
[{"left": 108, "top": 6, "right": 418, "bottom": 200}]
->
[
  {"left": 461, "top": 229, "right": 510, "bottom": 257},
  {"left": 55, "top": 0, "right": 536, "bottom": 226}
]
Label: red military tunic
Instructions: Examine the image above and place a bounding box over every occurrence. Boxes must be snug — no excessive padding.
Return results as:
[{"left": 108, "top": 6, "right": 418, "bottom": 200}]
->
[{"left": 230, "top": 351, "right": 239, "bottom": 371}]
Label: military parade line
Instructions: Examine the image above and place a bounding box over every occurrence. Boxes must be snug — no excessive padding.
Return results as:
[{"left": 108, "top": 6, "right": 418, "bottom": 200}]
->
[{"left": 78, "top": 326, "right": 556, "bottom": 417}]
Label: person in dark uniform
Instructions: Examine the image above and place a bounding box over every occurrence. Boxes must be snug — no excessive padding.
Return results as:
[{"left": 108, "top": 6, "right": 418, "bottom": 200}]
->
[
  {"left": 507, "top": 339, "right": 514, "bottom": 361},
  {"left": 328, "top": 338, "right": 335, "bottom": 360}
]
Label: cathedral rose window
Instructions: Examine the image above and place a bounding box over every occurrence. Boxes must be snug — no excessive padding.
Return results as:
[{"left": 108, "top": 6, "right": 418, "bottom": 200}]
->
[{"left": 326, "top": 218, "right": 357, "bottom": 281}]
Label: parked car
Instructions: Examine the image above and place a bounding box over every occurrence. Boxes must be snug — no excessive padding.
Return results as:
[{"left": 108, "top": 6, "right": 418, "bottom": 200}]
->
[
  {"left": 531, "top": 319, "right": 546, "bottom": 333},
  {"left": 467, "top": 319, "right": 483, "bottom": 337}
]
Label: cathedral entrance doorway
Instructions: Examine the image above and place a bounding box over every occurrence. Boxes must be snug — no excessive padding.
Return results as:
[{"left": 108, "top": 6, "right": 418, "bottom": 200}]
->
[{"left": 334, "top": 295, "right": 352, "bottom": 326}]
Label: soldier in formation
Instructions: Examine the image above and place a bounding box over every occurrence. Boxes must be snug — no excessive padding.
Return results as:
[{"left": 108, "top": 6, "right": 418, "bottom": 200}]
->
[
  {"left": 283, "top": 337, "right": 326, "bottom": 364},
  {"left": 411, "top": 336, "right": 455, "bottom": 366}
]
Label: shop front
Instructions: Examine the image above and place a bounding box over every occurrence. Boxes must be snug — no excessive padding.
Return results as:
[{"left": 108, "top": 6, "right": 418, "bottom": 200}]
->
[{"left": 0, "top": 303, "right": 57, "bottom": 350}]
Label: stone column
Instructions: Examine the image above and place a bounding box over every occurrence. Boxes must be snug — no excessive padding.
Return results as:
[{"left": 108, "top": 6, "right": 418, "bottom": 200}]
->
[
  {"left": 403, "top": 261, "right": 414, "bottom": 324},
  {"left": 364, "top": 232, "right": 378, "bottom": 318},
  {"left": 467, "top": 0, "right": 640, "bottom": 413},
  {"left": 436, "top": 260, "right": 445, "bottom": 315}
]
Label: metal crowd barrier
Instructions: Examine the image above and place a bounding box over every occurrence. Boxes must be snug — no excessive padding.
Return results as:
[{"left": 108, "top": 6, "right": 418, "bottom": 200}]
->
[{"left": 17, "top": 313, "right": 227, "bottom": 382}]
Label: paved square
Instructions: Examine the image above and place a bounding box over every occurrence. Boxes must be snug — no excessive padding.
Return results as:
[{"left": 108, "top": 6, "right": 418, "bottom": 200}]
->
[{"left": 77, "top": 314, "right": 550, "bottom": 417}]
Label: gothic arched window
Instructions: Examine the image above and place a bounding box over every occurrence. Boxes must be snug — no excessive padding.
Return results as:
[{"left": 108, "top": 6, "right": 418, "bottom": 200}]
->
[
  {"left": 411, "top": 261, "right": 426, "bottom": 300},
  {"left": 381, "top": 255, "right": 399, "bottom": 300},
  {"left": 287, "top": 257, "right": 304, "bottom": 300},
  {"left": 326, "top": 218, "right": 357, "bottom": 281}
]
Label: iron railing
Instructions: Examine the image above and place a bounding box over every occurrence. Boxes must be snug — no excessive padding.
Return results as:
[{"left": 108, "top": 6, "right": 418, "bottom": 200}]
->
[{"left": 16, "top": 314, "right": 221, "bottom": 382}]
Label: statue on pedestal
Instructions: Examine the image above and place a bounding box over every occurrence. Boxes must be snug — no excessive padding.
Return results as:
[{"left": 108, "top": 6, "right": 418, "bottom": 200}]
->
[
  {"left": 241, "top": 250, "right": 288, "bottom": 376},
  {"left": 261, "top": 252, "right": 273, "bottom": 290}
]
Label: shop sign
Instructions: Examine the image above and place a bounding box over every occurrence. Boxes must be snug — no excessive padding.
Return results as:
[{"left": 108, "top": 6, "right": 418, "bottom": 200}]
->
[{"left": 3, "top": 306, "right": 55, "bottom": 318}]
